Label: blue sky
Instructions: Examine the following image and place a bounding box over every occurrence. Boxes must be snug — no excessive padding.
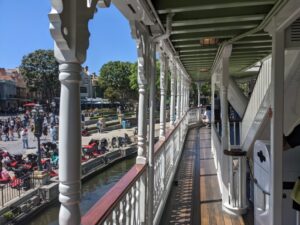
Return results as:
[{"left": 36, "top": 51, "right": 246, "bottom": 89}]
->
[{"left": 0, "top": 1, "right": 137, "bottom": 74}]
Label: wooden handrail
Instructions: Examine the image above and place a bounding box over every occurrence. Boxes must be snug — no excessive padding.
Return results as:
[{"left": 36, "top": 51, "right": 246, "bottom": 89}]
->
[
  {"left": 81, "top": 108, "right": 194, "bottom": 224},
  {"left": 223, "top": 149, "right": 247, "bottom": 156},
  {"left": 81, "top": 164, "right": 146, "bottom": 225}
]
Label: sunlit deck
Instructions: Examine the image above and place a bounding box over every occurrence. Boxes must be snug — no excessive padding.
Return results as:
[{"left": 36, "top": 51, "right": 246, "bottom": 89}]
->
[{"left": 161, "top": 126, "right": 253, "bottom": 225}]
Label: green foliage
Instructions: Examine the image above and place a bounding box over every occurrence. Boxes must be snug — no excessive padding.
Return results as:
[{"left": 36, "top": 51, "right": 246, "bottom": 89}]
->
[
  {"left": 3, "top": 211, "right": 15, "bottom": 220},
  {"left": 237, "top": 82, "right": 249, "bottom": 97},
  {"left": 129, "top": 63, "right": 138, "bottom": 92},
  {"left": 19, "top": 49, "right": 59, "bottom": 101},
  {"left": 104, "top": 87, "right": 121, "bottom": 103},
  {"left": 98, "top": 61, "right": 135, "bottom": 103},
  {"left": 201, "top": 82, "right": 211, "bottom": 97}
]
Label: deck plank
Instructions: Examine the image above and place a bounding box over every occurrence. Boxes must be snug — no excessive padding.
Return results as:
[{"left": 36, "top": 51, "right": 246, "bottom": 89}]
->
[{"left": 160, "top": 127, "right": 253, "bottom": 225}]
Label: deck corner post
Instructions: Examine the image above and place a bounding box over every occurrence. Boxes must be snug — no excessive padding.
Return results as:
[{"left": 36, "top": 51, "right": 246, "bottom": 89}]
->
[
  {"left": 218, "top": 44, "right": 233, "bottom": 213},
  {"left": 269, "top": 25, "right": 285, "bottom": 225},
  {"left": 170, "top": 59, "right": 177, "bottom": 127},
  {"left": 176, "top": 67, "right": 182, "bottom": 121},
  {"left": 48, "top": 0, "right": 108, "bottom": 224},
  {"left": 159, "top": 49, "right": 167, "bottom": 139},
  {"left": 131, "top": 21, "right": 150, "bottom": 166}
]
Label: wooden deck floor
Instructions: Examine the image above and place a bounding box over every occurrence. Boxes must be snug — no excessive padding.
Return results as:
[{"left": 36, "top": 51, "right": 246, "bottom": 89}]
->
[{"left": 160, "top": 126, "right": 253, "bottom": 225}]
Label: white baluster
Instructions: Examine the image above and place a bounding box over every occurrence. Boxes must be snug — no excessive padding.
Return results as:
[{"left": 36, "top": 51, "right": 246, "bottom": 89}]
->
[
  {"left": 125, "top": 192, "right": 131, "bottom": 225},
  {"left": 119, "top": 198, "right": 125, "bottom": 224},
  {"left": 131, "top": 183, "right": 137, "bottom": 225}
]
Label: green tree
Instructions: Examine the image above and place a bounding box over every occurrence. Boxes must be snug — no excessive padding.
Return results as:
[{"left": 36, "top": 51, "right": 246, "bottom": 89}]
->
[
  {"left": 201, "top": 82, "right": 211, "bottom": 97},
  {"left": 104, "top": 87, "right": 121, "bottom": 103},
  {"left": 129, "top": 63, "right": 138, "bottom": 92},
  {"left": 19, "top": 49, "right": 59, "bottom": 101},
  {"left": 98, "top": 61, "right": 134, "bottom": 103}
]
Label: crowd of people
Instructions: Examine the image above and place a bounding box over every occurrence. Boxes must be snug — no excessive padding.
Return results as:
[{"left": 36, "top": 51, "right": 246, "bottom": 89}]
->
[{"left": 0, "top": 111, "right": 59, "bottom": 149}]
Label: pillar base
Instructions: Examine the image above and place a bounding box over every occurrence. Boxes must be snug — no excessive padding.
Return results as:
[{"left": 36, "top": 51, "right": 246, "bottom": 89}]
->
[
  {"left": 222, "top": 203, "right": 248, "bottom": 216},
  {"left": 159, "top": 136, "right": 166, "bottom": 141},
  {"left": 136, "top": 156, "right": 147, "bottom": 164}
]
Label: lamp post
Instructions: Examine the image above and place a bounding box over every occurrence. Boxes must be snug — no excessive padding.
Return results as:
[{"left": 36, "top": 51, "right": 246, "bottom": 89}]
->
[{"left": 32, "top": 107, "right": 44, "bottom": 171}]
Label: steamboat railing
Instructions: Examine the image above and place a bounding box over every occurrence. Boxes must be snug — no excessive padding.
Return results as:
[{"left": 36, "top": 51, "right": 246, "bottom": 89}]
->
[
  {"left": 82, "top": 109, "right": 195, "bottom": 225},
  {"left": 212, "top": 120, "right": 247, "bottom": 214},
  {"left": 0, "top": 172, "right": 40, "bottom": 207}
]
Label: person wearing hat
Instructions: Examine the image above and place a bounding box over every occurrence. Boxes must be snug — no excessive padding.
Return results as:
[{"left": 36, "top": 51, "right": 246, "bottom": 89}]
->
[{"left": 21, "top": 128, "right": 29, "bottom": 149}]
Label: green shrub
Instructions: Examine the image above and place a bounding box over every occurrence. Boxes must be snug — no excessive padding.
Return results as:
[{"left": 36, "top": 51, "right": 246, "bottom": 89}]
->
[{"left": 3, "top": 211, "right": 15, "bottom": 221}]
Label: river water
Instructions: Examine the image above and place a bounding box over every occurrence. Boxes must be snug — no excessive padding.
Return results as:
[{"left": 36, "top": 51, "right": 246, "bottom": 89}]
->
[{"left": 28, "top": 157, "right": 135, "bottom": 225}]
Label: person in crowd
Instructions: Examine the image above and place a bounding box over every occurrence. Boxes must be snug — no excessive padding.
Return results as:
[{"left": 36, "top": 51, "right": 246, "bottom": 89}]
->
[
  {"left": 50, "top": 113, "right": 55, "bottom": 126},
  {"left": 3, "top": 124, "right": 9, "bottom": 142},
  {"left": 16, "top": 119, "right": 21, "bottom": 139},
  {"left": 24, "top": 113, "right": 29, "bottom": 127},
  {"left": 50, "top": 125, "right": 57, "bottom": 143},
  {"left": 31, "top": 123, "right": 35, "bottom": 141},
  {"left": 21, "top": 128, "right": 29, "bottom": 149},
  {"left": 42, "top": 121, "right": 48, "bottom": 140},
  {"left": 9, "top": 124, "right": 14, "bottom": 141},
  {"left": 97, "top": 119, "right": 103, "bottom": 133},
  {"left": 0, "top": 124, "right": 3, "bottom": 141}
]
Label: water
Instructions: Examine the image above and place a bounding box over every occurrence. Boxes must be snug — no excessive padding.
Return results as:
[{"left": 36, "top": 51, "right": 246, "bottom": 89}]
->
[{"left": 28, "top": 157, "right": 135, "bottom": 225}]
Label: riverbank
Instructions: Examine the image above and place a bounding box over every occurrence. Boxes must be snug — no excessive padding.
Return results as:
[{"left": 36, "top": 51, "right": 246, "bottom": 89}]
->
[{"left": 0, "top": 145, "right": 137, "bottom": 225}]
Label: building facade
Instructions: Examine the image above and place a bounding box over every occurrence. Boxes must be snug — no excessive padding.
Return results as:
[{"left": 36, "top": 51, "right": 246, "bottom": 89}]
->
[
  {"left": 80, "top": 66, "right": 93, "bottom": 99},
  {"left": 0, "top": 68, "right": 30, "bottom": 112}
]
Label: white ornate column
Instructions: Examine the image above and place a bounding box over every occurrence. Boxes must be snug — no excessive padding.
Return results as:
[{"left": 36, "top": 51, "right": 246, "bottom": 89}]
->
[
  {"left": 270, "top": 27, "right": 285, "bottom": 225},
  {"left": 182, "top": 82, "right": 185, "bottom": 114},
  {"left": 130, "top": 21, "right": 153, "bottom": 224},
  {"left": 59, "top": 63, "right": 82, "bottom": 225},
  {"left": 147, "top": 40, "right": 157, "bottom": 225},
  {"left": 49, "top": 1, "right": 110, "bottom": 224},
  {"left": 211, "top": 77, "right": 216, "bottom": 124},
  {"left": 176, "top": 68, "right": 181, "bottom": 121},
  {"left": 183, "top": 84, "right": 185, "bottom": 113},
  {"left": 219, "top": 45, "right": 232, "bottom": 213},
  {"left": 184, "top": 79, "right": 187, "bottom": 113},
  {"left": 159, "top": 51, "right": 167, "bottom": 138},
  {"left": 131, "top": 21, "right": 150, "bottom": 165},
  {"left": 197, "top": 82, "right": 201, "bottom": 107},
  {"left": 169, "top": 60, "right": 176, "bottom": 126},
  {"left": 187, "top": 82, "right": 190, "bottom": 110}
]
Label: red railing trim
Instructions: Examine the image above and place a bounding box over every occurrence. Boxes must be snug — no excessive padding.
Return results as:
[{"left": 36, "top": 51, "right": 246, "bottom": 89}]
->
[
  {"left": 81, "top": 163, "right": 146, "bottom": 225},
  {"left": 82, "top": 108, "right": 196, "bottom": 224}
]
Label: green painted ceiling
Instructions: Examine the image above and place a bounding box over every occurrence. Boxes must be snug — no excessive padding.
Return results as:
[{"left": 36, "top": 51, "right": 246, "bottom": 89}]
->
[{"left": 151, "top": 0, "right": 276, "bottom": 81}]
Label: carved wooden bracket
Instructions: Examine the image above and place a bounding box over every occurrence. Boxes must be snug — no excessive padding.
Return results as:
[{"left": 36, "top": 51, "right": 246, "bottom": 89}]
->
[
  {"left": 130, "top": 21, "right": 151, "bottom": 85},
  {"left": 49, "top": 0, "right": 106, "bottom": 63}
]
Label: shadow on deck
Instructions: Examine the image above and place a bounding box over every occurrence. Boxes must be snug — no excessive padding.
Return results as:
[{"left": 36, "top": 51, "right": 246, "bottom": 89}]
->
[{"left": 160, "top": 127, "right": 254, "bottom": 225}]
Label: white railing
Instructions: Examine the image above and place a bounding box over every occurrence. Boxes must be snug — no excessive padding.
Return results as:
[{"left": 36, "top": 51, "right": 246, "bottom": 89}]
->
[
  {"left": 82, "top": 109, "right": 194, "bottom": 225},
  {"left": 229, "top": 121, "right": 241, "bottom": 147},
  {"left": 153, "top": 113, "right": 188, "bottom": 224},
  {"left": 241, "top": 57, "right": 272, "bottom": 144},
  {"left": 213, "top": 120, "right": 241, "bottom": 146},
  {"left": 212, "top": 121, "right": 247, "bottom": 214},
  {"left": 212, "top": 124, "right": 222, "bottom": 183}
]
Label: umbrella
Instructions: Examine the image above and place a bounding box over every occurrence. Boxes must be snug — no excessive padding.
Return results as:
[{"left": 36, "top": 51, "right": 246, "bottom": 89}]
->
[{"left": 23, "top": 103, "right": 36, "bottom": 107}]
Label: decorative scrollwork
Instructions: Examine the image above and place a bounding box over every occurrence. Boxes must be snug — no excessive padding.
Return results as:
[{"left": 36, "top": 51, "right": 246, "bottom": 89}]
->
[{"left": 49, "top": 0, "right": 104, "bottom": 63}]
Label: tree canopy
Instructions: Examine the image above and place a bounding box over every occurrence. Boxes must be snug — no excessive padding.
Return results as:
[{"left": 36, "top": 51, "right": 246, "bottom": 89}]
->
[
  {"left": 19, "top": 49, "right": 59, "bottom": 101},
  {"left": 98, "top": 61, "right": 136, "bottom": 103}
]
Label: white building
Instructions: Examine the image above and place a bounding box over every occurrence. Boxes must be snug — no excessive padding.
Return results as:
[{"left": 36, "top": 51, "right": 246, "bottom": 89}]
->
[{"left": 80, "top": 66, "right": 93, "bottom": 98}]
